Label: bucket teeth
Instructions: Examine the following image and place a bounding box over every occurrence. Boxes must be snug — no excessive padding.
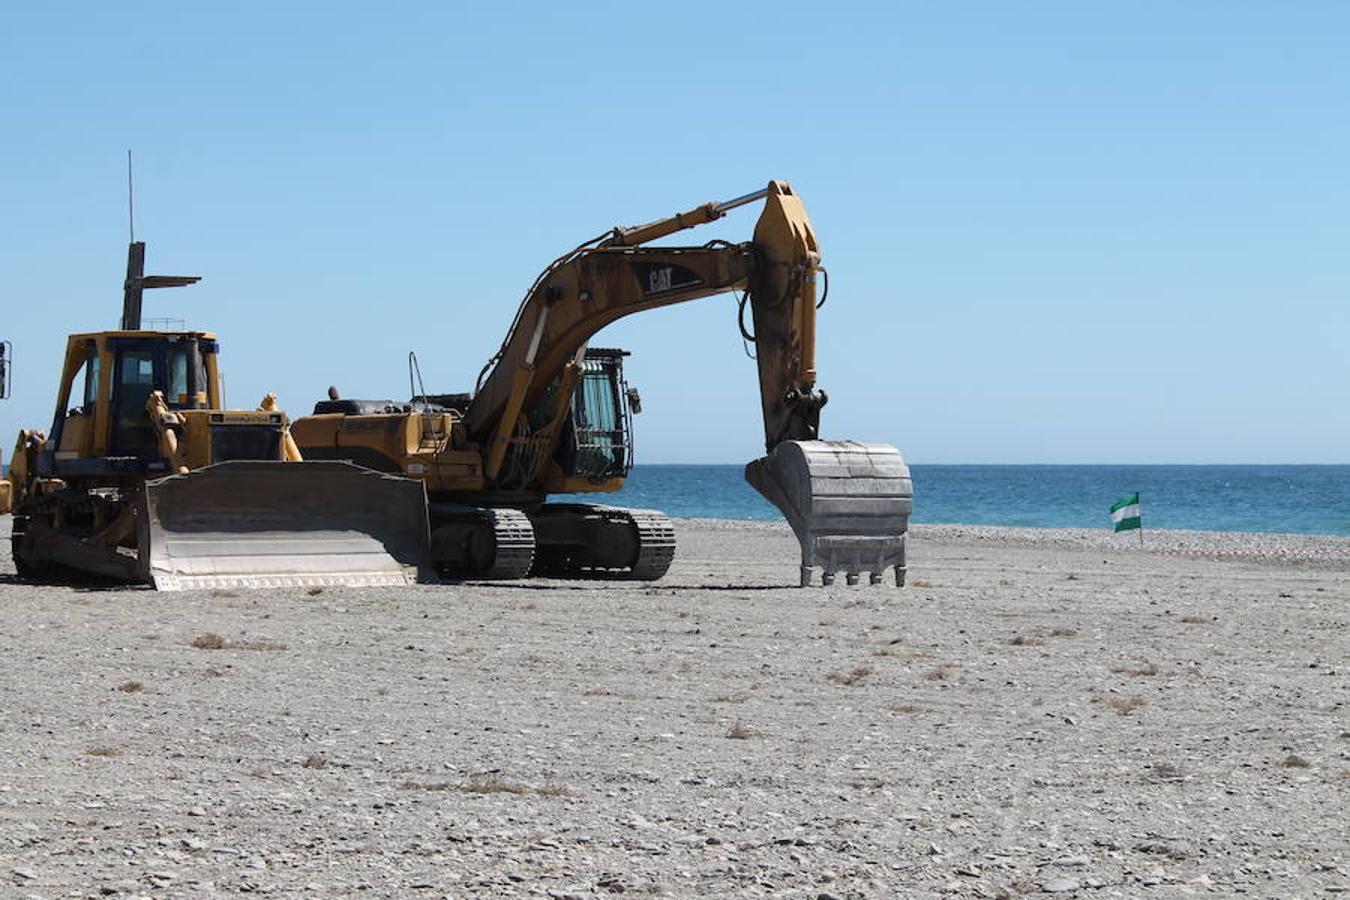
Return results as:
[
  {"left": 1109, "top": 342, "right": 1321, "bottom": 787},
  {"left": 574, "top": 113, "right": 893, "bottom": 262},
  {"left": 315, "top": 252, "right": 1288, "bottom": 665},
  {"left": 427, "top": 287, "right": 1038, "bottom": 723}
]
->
[{"left": 746, "top": 440, "right": 911, "bottom": 587}]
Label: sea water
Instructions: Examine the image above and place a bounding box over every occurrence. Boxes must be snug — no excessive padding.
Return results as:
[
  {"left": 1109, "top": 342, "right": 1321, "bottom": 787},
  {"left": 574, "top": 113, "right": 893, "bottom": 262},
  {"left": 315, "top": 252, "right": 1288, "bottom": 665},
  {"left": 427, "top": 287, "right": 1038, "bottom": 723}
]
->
[
  {"left": 5, "top": 462, "right": 1343, "bottom": 536},
  {"left": 568, "top": 464, "right": 1350, "bottom": 536}
]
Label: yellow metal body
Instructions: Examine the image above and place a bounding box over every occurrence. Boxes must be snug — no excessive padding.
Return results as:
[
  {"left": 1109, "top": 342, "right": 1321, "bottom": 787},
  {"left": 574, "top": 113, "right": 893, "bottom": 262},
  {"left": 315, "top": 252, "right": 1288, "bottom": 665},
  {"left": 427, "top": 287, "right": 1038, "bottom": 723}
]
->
[
  {"left": 466, "top": 180, "right": 824, "bottom": 464},
  {"left": 290, "top": 412, "right": 486, "bottom": 491},
  {"left": 289, "top": 405, "right": 625, "bottom": 498},
  {"left": 8, "top": 237, "right": 433, "bottom": 590},
  {"left": 291, "top": 180, "right": 821, "bottom": 502},
  {"left": 9, "top": 329, "right": 305, "bottom": 513},
  {"left": 284, "top": 179, "right": 909, "bottom": 587},
  {"left": 48, "top": 330, "right": 220, "bottom": 462}
]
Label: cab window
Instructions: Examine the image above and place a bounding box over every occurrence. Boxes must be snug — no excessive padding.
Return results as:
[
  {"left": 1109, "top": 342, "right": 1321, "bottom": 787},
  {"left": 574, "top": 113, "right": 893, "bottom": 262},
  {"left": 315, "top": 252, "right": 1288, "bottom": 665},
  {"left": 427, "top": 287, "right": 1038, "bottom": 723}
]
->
[
  {"left": 168, "top": 345, "right": 189, "bottom": 405},
  {"left": 65, "top": 349, "right": 100, "bottom": 415},
  {"left": 83, "top": 352, "right": 101, "bottom": 410},
  {"left": 109, "top": 349, "right": 158, "bottom": 455}
]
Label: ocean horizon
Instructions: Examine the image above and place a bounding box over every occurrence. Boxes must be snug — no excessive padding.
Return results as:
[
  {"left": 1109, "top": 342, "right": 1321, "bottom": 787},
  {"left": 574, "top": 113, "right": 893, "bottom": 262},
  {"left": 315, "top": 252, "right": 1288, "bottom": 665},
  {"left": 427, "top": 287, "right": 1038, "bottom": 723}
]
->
[
  {"left": 570, "top": 463, "right": 1350, "bottom": 537},
  {"left": 4, "top": 463, "right": 1345, "bottom": 537}
]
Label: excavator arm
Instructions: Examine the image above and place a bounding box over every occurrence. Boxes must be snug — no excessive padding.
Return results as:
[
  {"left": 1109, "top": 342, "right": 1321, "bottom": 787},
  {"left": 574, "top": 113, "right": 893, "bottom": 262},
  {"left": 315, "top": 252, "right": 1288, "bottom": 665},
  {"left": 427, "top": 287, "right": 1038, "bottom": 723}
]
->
[
  {"left": 468, "top": 180, "right": 912, "bottom": 586},
  {"left": 468, "top": 182, "right": 825, "bottom": 458}
]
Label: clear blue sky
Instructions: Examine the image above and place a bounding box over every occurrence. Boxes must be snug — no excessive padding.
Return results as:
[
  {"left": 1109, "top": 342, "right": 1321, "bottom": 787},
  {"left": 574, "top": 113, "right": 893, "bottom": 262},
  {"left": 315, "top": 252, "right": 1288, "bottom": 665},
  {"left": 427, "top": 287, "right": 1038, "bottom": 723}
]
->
[{"left": 2, "top": 3, "right": 1346, "bottom": 463}]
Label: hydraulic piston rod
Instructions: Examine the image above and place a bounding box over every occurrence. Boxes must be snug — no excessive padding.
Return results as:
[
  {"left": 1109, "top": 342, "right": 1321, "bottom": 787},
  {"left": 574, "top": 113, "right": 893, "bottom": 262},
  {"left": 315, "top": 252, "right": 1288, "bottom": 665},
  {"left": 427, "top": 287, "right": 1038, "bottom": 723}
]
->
[{"left": 602, "top": 186, "right": 771, "bottom": 248}]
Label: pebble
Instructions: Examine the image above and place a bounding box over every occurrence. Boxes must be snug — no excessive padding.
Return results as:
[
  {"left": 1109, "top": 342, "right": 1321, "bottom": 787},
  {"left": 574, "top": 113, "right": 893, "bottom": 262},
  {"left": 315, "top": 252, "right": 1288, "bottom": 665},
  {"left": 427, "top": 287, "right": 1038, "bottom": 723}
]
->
[
  {"left": 1042, "top": 877, "right": 1080, "bottom": 893},
  {"left": 12, "top": 868, "right": 37, "bottom": 880}
]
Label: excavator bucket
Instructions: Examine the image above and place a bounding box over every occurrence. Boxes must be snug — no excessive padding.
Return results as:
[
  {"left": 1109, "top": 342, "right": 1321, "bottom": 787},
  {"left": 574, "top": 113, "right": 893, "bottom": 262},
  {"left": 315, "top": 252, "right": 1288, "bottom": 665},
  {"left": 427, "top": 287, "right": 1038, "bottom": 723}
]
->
[
  {"left": 140, "top": 460, "right": 430, "bottom": 591},
  {"left": 745, "top": 441, "right": 912, "bottom": 587}
]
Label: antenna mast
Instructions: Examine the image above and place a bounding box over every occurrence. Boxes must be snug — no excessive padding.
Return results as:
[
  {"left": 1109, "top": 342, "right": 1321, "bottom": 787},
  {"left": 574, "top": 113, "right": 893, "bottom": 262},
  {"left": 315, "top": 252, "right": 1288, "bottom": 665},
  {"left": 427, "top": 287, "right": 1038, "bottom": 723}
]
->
[
  {"left": 120, "top": 153, "right": 201, "bottom": 331},
  {"left": 127, "top": 149, "right": 135, "bottom": 243}
]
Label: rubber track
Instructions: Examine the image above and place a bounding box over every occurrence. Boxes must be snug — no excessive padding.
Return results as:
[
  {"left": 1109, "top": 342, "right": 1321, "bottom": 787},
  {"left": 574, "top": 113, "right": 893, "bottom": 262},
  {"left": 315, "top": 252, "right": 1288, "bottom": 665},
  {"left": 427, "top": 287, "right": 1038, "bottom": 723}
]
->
[
  {"left": 623, "top": 508, "right": 676, "bottom": 581},
  {"left": 480, "top": 508, "right": 535, "bottom": 579}
]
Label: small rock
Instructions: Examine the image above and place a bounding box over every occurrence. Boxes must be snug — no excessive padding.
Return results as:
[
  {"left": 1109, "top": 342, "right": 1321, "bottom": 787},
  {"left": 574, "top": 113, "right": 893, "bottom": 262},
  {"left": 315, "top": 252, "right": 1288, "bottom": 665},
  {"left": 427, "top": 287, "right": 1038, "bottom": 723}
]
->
[
  {"left": 818, "top": 893, "right": 842, "bottom": 900},
  {"left": 1042, "top": 877, "right": 1080, "bottom": 893},
  {"left": 12, "top": 868, "right": 37, "bottom": 881},
  {"left": 1052, "top": 855, "right": 1089, "bottom": 868},
  {"left": 187, "top": 806, "right": 207, "bottom": 817}
]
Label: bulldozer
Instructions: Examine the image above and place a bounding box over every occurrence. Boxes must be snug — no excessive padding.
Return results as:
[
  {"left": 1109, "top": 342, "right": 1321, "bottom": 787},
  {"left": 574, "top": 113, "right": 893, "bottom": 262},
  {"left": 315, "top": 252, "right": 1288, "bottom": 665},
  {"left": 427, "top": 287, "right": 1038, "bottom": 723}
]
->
[
  {"left": 7, "top": 241, "right": 428, "bottom": 589},
  {"left": 291, "top": 181, "right": 912, "bottom": 586}
]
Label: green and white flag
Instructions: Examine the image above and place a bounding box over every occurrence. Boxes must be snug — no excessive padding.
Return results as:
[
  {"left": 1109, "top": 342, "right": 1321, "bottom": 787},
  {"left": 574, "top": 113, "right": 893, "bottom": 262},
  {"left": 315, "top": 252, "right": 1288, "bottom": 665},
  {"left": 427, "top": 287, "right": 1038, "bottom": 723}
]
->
[{"left": 1110, "top": 492, "right": 1141, "bottom": 532}]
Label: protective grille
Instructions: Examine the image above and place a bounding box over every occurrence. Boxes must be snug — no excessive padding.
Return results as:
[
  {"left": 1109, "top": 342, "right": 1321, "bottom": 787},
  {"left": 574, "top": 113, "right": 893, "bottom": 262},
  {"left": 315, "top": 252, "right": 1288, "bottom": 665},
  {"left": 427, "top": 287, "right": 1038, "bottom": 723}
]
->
[
  {"left": 561, "top": 349, "right": 634, "bottom": 480},
  {"left": 210, "top": 425, "right": 283, "bottom": 463}
]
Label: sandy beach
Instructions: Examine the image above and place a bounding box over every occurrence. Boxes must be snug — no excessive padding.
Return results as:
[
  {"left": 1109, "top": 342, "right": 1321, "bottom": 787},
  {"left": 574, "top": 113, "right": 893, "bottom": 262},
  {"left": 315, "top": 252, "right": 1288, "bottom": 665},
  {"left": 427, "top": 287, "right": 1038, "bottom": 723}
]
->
[{"left": 1, "top": 517, "right": 1346, "bottom": 898}]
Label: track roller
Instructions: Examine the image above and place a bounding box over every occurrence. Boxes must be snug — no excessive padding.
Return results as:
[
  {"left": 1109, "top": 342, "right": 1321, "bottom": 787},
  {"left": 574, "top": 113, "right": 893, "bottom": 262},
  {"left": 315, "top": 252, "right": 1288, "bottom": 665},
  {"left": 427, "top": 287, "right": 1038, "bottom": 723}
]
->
[
  {"left": 429, "top": 505, "right": 535, "bottom": 580},
  {"left": 530, "top": 504, "right": 675, "bottom": 580}
]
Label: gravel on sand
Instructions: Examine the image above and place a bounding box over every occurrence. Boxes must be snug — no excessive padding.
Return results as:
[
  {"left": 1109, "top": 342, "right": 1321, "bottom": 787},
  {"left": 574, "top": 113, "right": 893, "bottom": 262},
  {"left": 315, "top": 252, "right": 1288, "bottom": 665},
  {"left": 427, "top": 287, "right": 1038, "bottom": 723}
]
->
[{"left": 0, "top": 517, "right": 1346, "bottom": 897}]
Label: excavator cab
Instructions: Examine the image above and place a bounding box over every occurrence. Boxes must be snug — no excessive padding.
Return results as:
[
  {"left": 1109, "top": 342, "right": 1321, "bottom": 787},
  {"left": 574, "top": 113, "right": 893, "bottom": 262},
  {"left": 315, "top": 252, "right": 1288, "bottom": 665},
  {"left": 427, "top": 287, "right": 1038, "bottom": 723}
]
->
[{"left": 556, "top": 348, "right": 635, "bottom": 481}]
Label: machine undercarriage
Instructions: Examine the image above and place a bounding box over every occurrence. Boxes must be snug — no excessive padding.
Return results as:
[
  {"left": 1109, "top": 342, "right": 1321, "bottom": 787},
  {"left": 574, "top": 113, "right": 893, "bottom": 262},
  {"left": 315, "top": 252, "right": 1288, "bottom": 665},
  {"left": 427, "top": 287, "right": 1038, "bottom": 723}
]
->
[{"left": 426, "top": 501, "right": 675, "bottom": 581}]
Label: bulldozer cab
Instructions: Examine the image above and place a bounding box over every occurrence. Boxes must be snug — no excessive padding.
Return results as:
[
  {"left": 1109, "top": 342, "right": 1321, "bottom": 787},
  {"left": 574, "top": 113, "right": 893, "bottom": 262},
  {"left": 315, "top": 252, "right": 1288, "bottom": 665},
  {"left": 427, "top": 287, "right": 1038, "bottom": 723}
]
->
[{"left": 48, "top": 331, "right": 221, "bottom": 467}]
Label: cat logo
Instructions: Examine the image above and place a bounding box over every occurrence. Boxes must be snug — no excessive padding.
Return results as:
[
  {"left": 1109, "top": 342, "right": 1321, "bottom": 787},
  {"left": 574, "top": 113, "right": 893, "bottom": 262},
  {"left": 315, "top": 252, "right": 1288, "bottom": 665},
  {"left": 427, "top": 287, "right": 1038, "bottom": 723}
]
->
[
  {"left": 633, "top": 261, "right": 702, "bottom": 296},
  {"left": 648, "top": 266, "right": 673, "bottom": 293}
]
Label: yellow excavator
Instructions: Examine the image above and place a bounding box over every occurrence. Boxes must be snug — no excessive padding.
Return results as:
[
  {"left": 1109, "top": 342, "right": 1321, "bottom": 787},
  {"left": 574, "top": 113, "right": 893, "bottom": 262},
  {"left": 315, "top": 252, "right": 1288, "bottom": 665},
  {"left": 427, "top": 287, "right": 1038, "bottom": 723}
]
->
[
  {"left": 7, "top": 242, "right": 428, "bottom": 589},
  {"left": 291, "top": 181, "right": 912, "bottom": 586}
]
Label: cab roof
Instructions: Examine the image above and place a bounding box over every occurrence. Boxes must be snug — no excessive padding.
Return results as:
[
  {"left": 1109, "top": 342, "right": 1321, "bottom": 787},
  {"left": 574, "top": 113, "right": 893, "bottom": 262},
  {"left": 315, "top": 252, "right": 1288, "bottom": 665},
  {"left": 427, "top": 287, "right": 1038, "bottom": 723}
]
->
[{"left": 67, "top": 330, "right": 218, "bottom": 342}]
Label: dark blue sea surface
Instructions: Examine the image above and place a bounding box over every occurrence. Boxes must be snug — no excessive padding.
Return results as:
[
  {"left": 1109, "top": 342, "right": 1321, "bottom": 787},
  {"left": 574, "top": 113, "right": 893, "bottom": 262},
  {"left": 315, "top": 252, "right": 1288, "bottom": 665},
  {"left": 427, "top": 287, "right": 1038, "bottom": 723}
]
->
[{"left": 564, "top": 464, "right": 1350, "bottom": 536}]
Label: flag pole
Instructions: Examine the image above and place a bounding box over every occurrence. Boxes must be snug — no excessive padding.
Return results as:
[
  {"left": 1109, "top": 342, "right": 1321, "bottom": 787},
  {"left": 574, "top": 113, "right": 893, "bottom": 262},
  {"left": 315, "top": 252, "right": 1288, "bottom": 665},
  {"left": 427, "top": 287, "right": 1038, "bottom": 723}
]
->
[{"left": 1138, "top": 492, "right": 1144, "bottom": 547}]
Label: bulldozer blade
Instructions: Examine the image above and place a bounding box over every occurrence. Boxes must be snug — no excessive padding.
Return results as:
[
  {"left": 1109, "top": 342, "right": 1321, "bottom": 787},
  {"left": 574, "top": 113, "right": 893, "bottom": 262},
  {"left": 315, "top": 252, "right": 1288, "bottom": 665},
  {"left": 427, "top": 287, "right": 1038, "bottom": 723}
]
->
[
  {"left": 745, "top": 440, "right": 912, "bottom": 587},
  {"left": 140, "top": 460, "right": 430, "bottom": 591}
]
